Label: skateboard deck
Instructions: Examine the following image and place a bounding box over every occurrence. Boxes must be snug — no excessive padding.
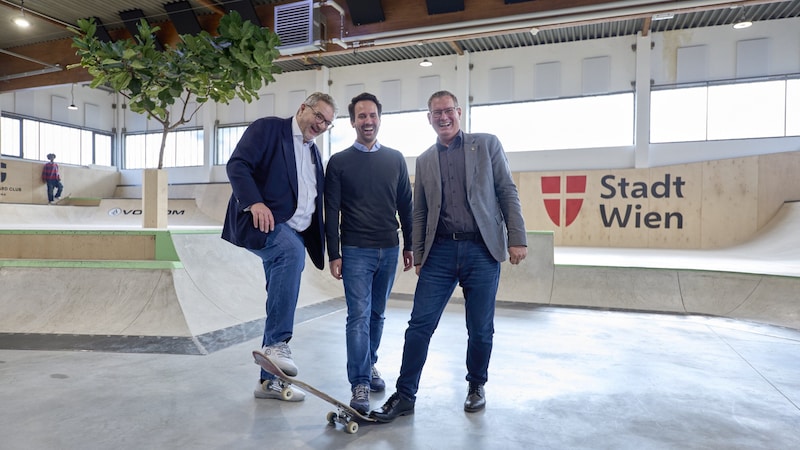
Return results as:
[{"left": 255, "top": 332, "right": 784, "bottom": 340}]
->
[
  {"left": 252, "top": 350, "right": 377, "bottom": 434},
  {"left": 53, "top": 193, "right": 71, "bottom": 204}
]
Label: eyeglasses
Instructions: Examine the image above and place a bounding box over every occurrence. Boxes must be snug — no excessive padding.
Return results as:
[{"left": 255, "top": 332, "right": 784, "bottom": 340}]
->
[
  {"left": 307, "top": 104, "right": 334, "bottom": 129},
  {"left": 430, "top": 107, "right": 457, "bottom": 118}
]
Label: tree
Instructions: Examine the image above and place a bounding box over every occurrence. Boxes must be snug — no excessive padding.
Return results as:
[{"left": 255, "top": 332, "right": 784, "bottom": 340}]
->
[{"left": 69, "top": 11, "right": 281, "bottom": 169}]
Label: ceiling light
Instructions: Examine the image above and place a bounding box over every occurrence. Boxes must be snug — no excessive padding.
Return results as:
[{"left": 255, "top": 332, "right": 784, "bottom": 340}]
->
[
  {"left": 731, "top": 6, "right": 752, "bottom": 29},
  {"left": 419, "top": 58, "right": 432, "bottom": 67},
  {"left": 13, "top": 0, "right": 30, "bottom": 28},
  {"left": 13, "top": 15, "right": 30, "bottom": 27},
  {"left": 68, "top": 84, "right": 78, "bottom": 111}
]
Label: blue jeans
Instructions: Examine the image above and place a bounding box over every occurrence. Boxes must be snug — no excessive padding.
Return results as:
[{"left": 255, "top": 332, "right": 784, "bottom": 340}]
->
[
  {"left": 46, "top": 180, "right": 63, "bottom": 202},
  {"left": 341, "top": 245, "right": 398, "bottom": 388},
  {"left": 396, "top": 237, "right": 500, "bottom": 401},
  {"left": 248, "top": 223, "right": 306, "bottom": 380}
]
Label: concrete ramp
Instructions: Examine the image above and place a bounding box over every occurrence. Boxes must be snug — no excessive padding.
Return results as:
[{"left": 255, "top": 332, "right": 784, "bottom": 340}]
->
[
  {"left": 0, "top": 266, "right": 191, "bottom": 336},
  {"left": 168, "top": 232, "right": 345, "bottom": 337},
  {"left": 554, "top": 201, "right": 800, "bottom": 277},
  {"left": 544, "top": 201, "right": 800, "bottom": 329},
  {"left": 2, "top": 201, "right": 799, "bottom": 354},
  {"left": 0, "top": 232, "right": 345, "bottom": 339}
]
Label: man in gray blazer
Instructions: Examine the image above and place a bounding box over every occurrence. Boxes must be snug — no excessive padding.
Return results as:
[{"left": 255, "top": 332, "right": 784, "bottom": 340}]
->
[{"left": 372, "top": 90, "right": 527, "bottom": 422}]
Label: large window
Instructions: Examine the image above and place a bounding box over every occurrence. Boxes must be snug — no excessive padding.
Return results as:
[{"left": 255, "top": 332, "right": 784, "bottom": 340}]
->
[
  {"left": 329, "top": 111, "right": 436, "bottom": 157},
  {"left": 123, "top": 128, "right": 204, "bottom": 169},
  {"left": 1, "top": 113, "right": 113, "bottom": 166},
  {"left": 651, "top": 76, "right": 800, "bottom": 143},
  {"left": 470, "top": 93, "right": 635, "bottom": 152}
]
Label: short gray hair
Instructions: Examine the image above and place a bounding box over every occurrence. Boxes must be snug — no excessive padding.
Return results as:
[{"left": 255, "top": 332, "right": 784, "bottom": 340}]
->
[{"left": 304, "top": 92, "right": 338, "bottom": 117}]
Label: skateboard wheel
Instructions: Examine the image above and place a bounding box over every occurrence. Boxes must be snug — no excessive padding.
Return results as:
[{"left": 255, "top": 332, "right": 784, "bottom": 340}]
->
[
  {"left": 281, "top": 387, "right": 293, "bottom": 401},
  {"left": 326, "top": 411, "right": 337, "bottom": 425},
  {"left": 345, "top": 421, "right": 358, "bottom": 434}
]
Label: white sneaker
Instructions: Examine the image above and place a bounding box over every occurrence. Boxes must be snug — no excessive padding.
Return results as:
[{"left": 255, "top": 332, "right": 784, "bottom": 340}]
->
[
  {"left": 262, "top": 342, "right": 298, "bottom": 376},
  {"left": 254, "top": 379, "right": 305, "bottom": 402}
]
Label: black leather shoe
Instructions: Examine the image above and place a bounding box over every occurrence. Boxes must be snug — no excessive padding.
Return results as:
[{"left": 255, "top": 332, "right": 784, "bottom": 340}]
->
[
  {"left": 464, "top": 382, "right": 486, "bottom": 412},
  {"left": 370, "top": 392, "right": 415, "bottom": 423}
]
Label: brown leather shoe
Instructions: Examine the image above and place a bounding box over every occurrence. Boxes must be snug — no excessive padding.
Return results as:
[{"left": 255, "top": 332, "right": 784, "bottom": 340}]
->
[
  {"left": 464, "top": 382, "right": 486, "bottom": 412},
  {"left": 370, "top": 392, "right": 415, "bottom": 423}
]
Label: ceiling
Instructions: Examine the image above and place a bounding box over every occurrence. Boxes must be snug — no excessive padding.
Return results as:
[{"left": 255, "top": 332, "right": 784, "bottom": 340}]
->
[{"left": 1, "top": 0, "right": 799, "bottom": 92}]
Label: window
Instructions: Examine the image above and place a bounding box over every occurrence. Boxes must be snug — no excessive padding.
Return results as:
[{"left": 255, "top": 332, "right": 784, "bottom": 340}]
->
[
  {"left": 329, "top": 111, "right": 436, "bottom": 158},
  {"left": 470, "top": 93, "right": 634, "bottom": 151},
  {"left": 1, "top": 113, "right": 112, "bottom": 165},
  {"left": 651, "top": 76, "right": 799, "bottom": 143},
  {"left": 1, "top": 116, "right": 21, "bottom": 157},
  {"left": 123, "top": 128, "right": 204, "bottom": 169},
  {"left": 216, "top": 125, "right": 248, "bottom": 165}
]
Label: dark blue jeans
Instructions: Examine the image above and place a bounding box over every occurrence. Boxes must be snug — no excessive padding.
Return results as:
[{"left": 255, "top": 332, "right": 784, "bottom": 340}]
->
[
  {"left": 247, "top": 223, "right": 306, "bottom": 381},
  {"left": 46, "top": 180, "right": 63, "bottom": 202},
  {"left": 341, "top": 245, "right": 398, "bottom": 388},
  {"left": 396, "top": 237, "right": 501, "bottom": 401}
]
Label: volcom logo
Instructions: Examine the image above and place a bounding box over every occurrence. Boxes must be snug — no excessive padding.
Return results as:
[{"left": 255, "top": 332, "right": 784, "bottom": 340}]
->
[
  {"left": 1, "top": 162, "right": 6, "bottom": 183},
  {"left": 541, "top": 175, "right": 586, "bottom": 227}
]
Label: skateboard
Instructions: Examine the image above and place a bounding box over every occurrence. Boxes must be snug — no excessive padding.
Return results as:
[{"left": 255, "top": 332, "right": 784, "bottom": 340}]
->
[
  {"left": 52, "top": 193, "right": 71, "bottom": 204},
  {"left": 252, "top": 350, "right": 377, "bottom": 434}
]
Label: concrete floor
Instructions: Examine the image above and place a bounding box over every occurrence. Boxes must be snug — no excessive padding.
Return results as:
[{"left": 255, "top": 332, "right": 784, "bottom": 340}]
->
[{"left": 2, "top": 298, "right": 799, "bottom": 450}]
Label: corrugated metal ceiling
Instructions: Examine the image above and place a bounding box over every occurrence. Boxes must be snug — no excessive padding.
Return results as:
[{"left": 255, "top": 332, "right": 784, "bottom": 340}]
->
[{"left": 2, "top": 0, "right": 799, "bottom": 74}]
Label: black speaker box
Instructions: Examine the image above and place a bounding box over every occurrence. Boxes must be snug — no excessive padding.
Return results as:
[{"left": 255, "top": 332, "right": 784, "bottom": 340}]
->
[
  {"left": 346, "top": 0, "right": 385, "bottom": 25},
  {"left": 164, "top": 1, "right": 202, "bottom": 35},
  {"left": 426, "top": 0, "right": 464, "bottom": 15}
]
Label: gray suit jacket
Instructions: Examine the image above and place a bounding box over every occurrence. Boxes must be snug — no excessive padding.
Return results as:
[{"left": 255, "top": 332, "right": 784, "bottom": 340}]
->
[{"left": 412, "top": 132, "right": 527, "bottom": 266}]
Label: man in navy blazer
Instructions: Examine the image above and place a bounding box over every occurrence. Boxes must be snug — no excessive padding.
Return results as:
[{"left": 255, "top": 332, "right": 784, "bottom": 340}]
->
[
  {"left": 372, "top": 90, "right": 528, "bottom": 422},
  {"left": 222, "top": 92, "right": 338, "bottom": 402}
]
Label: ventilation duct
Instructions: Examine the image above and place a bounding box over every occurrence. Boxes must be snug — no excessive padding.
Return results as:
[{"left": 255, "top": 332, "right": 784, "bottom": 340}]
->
[{"left": 274, "top": 0, "right": 326, "bottom": 55}]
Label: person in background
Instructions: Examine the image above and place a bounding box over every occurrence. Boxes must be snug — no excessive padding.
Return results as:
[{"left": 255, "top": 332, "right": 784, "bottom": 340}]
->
[
  {"left": 325, "top": 92, "right": 413, "bottom": 414},
  {"left": 222, "top": 92, "right": 338, "bottom": 401},
  {"left": 42, "top": 153, "right": 64, "bottom": 204},
  {"left": 371, "top": 90, "right": 528, "bottom": 422}
]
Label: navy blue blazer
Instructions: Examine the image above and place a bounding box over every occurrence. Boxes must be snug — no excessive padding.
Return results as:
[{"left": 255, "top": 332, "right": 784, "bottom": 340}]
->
[{"left": 221, "top": 116, "right": 325, "bottom": 270}]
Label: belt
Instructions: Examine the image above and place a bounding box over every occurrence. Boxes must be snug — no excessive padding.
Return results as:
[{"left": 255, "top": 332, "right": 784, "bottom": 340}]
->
[{"left": 436, "top": 232, "right": 481, "bottom": 241}]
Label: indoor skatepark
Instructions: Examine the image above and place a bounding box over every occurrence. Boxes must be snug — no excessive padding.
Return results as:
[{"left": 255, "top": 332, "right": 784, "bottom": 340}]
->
[{"left": 2, "top": 1, "right": 800, "bottom": 446}]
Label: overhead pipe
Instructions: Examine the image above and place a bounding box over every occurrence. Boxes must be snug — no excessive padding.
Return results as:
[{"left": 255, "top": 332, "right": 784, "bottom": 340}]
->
[
  {"left": 0, "top": 48, "right": 63, "bottom": 81},
  {"left": 0, "top": 65, "right": 63, "bottom": 82},
  {"left": 315, "top": 0, "right": 349, "bottom": 49}
]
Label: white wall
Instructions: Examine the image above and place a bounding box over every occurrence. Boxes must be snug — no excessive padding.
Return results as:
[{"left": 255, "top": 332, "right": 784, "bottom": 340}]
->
[{"left": 2, "top": 17, "right": 799, "bottom": 185}]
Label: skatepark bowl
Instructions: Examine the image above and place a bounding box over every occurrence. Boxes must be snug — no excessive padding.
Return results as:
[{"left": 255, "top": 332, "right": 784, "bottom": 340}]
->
[{"left": 1, "top": 200, "right": 798, "bottom": 449}]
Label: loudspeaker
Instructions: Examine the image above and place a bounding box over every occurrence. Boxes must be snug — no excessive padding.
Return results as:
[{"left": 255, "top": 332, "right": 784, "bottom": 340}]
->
[
  {"left": 164, "top": 1, "right": 202, "bottom": 35},
  {"left": 225, "top": 0, "right": 262, "bottom": 26},
  {"left": 426, "top": 0, "right": 464, "bottom": 15},
  {"left": 119, "top": 9, "right": 164, "bottom": 51},
  {"left": 345, "top": 0, "right": 385, "bottom": 25}
]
